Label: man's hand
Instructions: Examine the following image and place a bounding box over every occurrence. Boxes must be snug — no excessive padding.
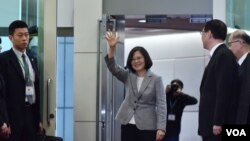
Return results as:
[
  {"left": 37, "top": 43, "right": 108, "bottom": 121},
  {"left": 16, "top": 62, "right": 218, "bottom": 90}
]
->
[
  {"left": 0, "top": 123, "right": 11, "bottom": 139},
  {"left": 156, "top": 129, "right": 165, "bottom": 141},
  {"left": 213, "top": 125, "right": 222, "bottom": 135},
  {"left": 37, "top": 122, "right": 44, "bottom": 134}
]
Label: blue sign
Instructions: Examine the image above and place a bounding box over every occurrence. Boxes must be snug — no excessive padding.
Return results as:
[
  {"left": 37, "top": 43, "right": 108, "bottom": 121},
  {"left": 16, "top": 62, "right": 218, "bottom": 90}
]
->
[
  {"left": 146, "top": 15, "right": 167, "bottom": 23},
  {"left": 190, "top": 15, "right": 212, "bottom": 23}
]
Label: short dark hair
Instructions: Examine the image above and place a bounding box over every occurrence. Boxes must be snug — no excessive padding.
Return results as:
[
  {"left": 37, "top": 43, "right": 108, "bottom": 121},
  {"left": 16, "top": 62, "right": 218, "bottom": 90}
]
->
[
  {"left": 203, "top": 19, "right": 227, "bottom": 41},
  {"left": 126, "top": 46, "right": 152, "bottom": 73},
  {"left": 171, "top": 79, "right": 184, "bottom": 89},
  {"left": 8, "top": 20, "right": 28, "bottom": 35}
]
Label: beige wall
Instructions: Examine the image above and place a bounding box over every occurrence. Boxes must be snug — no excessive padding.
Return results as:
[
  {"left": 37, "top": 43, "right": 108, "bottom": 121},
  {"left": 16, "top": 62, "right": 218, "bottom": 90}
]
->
[
  {"left": 74, "top": 0, "right": 102, "bottom": 141},
  {"left": 213, "top": 0, "right": 226, "bottom": 22}
]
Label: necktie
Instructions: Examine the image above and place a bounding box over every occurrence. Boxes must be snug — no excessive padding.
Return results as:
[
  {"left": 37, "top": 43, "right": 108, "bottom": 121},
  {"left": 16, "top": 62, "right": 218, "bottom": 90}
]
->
[
  {"left": 22, "top": 54, "right": 30, "bottom": 82},
  {"left": 22, "top": 54, "right": 33, "bottom": 104}
]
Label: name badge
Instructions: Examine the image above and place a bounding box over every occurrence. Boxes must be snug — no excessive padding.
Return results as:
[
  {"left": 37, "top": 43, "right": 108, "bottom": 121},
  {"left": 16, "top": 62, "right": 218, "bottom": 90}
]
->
[
  {"left": 168, "top": 114, "right": 176, "bottom": 121},
  {"left": 26, "top": 86, "right": 34, "bottom": 96}
]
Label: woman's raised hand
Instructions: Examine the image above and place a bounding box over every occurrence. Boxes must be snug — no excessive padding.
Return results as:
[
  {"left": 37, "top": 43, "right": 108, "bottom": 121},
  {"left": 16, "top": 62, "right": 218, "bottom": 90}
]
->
[{"left": 105, "top": 31, "right": 118, "bottom": 49}]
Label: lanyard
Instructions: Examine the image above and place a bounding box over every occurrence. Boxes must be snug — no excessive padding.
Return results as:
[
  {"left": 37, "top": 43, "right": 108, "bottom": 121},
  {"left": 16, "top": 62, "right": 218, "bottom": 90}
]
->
[{"left": 169, "top": 98, "right": 177, "bottom": 114}]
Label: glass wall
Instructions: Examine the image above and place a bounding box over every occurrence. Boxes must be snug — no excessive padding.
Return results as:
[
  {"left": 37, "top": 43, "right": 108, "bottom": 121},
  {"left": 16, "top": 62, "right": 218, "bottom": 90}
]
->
[
  {"left": 0, "top": 0, "right": 38, "bottom": 50},
  {"left": 226, "top": 0, "right": 250, "bottom": 30},
  {"left": 56, "top": 36, "right": 74, "bottom": 141},
  {"left": 0, "top": 37, "right": 12, "bottom": 53}
]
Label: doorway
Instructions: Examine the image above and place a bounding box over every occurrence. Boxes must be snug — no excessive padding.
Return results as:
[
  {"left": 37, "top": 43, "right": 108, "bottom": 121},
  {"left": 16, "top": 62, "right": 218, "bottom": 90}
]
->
[{"left": 99, "top": 15, "right": 207, "bottom": 141}]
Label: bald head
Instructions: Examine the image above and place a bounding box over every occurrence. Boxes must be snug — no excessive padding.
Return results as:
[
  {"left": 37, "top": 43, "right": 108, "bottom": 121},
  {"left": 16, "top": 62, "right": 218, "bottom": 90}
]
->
[
  {"left": 229, "top": 30, "right": 250, "bottom": 60},
  {"left": 230, "top": 30, "right": 250, "bottom": 45}
]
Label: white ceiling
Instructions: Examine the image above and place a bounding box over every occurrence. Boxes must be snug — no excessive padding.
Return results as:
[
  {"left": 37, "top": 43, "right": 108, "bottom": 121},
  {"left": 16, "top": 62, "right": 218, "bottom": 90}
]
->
[{"left": 125, "top": 28, "right": 196, "bottom": 38}]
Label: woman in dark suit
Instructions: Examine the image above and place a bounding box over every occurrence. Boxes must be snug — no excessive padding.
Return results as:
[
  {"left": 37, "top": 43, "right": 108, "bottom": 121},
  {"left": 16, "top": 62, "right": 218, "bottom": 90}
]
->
[{"left": 105, "top": 31, "right": 167, "bottom": 141}]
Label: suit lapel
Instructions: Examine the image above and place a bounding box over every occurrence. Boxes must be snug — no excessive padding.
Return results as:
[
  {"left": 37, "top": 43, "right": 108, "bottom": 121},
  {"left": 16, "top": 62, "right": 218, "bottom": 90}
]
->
[
  {"left": 9, "top": 49, "right": 25, "bottom": 80},
  {"left": 200, "top": 66, "right": 208, "bottom": 88},
  {"left": 200, "top": 45, "right": 224, "bottom": 88},
  {"left": 240, "top": 53, "right": 250, "bottom": 79},
  {"left": 200, "top": 56, "right": 213, "bottom": 88},
  {"left": 26, "top": 51, "right": 38, "bottom": 78},
  {"left": 130, "top": 73, "right": 139, "bottom": 97},
  {"left": 138, "top": 70, "right": 152, "bottom": 97},
  {"left": 130, "top": 70, "right": 153, "bottom": 98},
  {"left": 246, "top": 54, "right": 250, "bottom": 92}
]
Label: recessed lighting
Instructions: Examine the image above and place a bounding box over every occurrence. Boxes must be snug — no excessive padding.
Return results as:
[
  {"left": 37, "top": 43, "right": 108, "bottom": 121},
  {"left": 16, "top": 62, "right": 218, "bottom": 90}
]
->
[{"left": 138, "top": 20, "right": 146, "bottom": 23}]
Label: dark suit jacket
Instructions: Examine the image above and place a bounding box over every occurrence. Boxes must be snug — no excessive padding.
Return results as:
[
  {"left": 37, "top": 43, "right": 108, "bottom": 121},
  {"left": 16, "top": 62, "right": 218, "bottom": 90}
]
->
[
  {"left": 0, "top": 49, "right": 41, "bottom": 133},
  {"left": 198, "top": 44, "right": 239, "bottom": 136},
  {"left": 0, "top": 74, "right": 8, "bottom": 127},
  {"left": 236, "top": 53, "right": 250, "bottom": 124}
]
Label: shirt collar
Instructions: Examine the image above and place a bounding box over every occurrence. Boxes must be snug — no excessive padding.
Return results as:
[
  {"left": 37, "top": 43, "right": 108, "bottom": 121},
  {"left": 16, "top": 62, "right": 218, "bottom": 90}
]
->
[
  {"left": 209, "top": 42, "right": 224, "bottom": 57},
  {"left": 12, "top": 48, "right": 27, "bottom": 58},
  {"left": 238, "top": 52, "right": 250, "bottom": 65}
]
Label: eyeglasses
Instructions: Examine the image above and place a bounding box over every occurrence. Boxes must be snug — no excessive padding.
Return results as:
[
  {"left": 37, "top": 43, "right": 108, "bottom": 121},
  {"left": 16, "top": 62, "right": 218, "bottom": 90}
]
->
[
  {"left": 200, "top": 30, "right": 207, "bottom": 35},
  {"left": 228, "top": 40, "right": 240, "bottom": 47}
]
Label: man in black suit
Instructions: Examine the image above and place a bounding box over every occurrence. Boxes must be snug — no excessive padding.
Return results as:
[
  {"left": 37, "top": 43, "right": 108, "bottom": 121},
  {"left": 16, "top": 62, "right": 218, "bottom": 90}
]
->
[
  {"left": 0, "top": 20, "right": 43, "bottom": 141},
  {"left": 198, "top": 19, "right": 239, "bottom": 141},
  {"left": 228, "top": 30, "right": 250, "bottom": 124},
  {"left": 0, "top": 74, "right": 10, "bottom": 139}
]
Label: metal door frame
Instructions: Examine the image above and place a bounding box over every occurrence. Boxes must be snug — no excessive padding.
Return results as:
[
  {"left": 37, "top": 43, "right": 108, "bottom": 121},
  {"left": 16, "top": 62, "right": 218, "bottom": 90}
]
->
[{"left": 97, "top": 15, "right": 125, "bottom": 141}]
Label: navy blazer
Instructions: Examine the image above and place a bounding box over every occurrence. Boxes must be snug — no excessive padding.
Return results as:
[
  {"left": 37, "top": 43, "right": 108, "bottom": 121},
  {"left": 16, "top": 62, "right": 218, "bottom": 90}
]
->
[
  {"left": 198, "top": 44, "right": 239, "bottom": 136},
  {"left": 0, "top": 48, "right": 41, "bottom": 132},
  {"left": 105, "top": 55, "right": 167, "bottom": 131}
]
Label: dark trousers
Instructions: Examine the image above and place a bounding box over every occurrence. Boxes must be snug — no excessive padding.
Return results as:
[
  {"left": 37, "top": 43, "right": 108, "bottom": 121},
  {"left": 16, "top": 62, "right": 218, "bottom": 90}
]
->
[
  {"left": 202, "top": 135, "right": 221, "bottom": 141},
  {"left": 164, "top": 134, "right": 179, "bottom": 141},
  {"left": 7, "top": 105, "right": 37, "bottom": 141},
  {"left": 121, "top": 124, "right": 156, "bottom": 141}
]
